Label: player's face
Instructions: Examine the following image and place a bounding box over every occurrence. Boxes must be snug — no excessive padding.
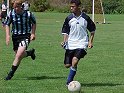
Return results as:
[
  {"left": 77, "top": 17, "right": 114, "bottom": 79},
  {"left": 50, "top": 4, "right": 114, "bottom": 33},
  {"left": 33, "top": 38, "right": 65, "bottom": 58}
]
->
[
  {"left": 13, "top": 3, "right": 22, "bottom": 14},
  {"left": 70, "top": 3, "right": 79, "bottom": 13}
]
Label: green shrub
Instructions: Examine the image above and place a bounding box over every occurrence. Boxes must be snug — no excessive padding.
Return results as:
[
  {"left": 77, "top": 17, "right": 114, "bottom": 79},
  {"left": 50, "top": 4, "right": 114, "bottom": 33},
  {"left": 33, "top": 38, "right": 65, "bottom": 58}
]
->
[
  {"left": 47, "top": 6, "right": 70, "bottom": 13},
  {"left": 30, "top": 0, "right": 49, "bottom": 12}
]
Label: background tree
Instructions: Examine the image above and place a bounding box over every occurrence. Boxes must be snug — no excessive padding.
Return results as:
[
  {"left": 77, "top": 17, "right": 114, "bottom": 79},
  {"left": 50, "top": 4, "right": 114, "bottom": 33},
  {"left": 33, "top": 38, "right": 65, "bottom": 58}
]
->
[
  {"left": 30, "top": 0, "right": 49, "bottom": 12},
  {"left": 0, "top": 0, "right": 124, "bottom": 14}
]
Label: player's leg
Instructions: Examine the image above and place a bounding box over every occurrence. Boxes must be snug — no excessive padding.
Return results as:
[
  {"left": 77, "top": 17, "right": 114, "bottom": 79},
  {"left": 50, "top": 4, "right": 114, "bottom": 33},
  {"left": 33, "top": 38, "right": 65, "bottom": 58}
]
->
[
  {"left": 23, "top": 35, "right": 36, "bottom": 60},
  {"left": 16, "top": 36, "right": 36, "bottom": 60},
  {"left": 1, "top": 11, "right": 6, "bottom": 27},
  {"left": 67, "top": 49, "right": 87, "bottom": 85},
  {"left": 1, "top": 11, "right": 4, "bottom": 26},
  {"left": 5, "top": 46, "right": 27, "bottom": 80},
  {"left": 13, "top": 46, "right": 27, "bottom": 65},
  {"left": 64, "top": 50, "right": 74, "bottom": 85},
  {"left": 26, "top": 48, "right": 36, "bottom": 60},
  {"left": 66, "top": 57, "right": 78, "bottom": 85},
  {"left": 64, "top": 50, "right": 73, "bottom": 68},
  {"left": 5, "top": 37, "right": 35, "bottom": 80}
]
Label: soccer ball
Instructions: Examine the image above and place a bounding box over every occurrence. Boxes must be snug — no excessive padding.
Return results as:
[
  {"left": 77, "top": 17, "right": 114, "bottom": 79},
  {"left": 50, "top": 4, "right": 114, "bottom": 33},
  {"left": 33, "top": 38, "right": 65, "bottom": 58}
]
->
[{"left": 68, "top": 81, "right": 81, "bottom": 92}]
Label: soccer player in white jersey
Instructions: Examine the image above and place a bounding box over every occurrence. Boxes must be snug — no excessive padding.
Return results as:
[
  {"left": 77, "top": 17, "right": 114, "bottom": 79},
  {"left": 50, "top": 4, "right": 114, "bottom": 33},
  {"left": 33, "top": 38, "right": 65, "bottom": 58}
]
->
[
  {"left": 61, "top": 0, "right": 96, "bottom": 85},
  {"left": 22, "top": 0, "right": 30, "bottom": 11}
]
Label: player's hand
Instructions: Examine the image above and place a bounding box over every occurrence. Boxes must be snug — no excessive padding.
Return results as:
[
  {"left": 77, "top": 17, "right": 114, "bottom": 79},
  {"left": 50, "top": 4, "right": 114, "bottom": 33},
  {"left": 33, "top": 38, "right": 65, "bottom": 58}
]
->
[
  {"left": 88, "top": 43, "right": 93, "bottom": 49},
  {"left": 61, "top": 42, "right": 66, "bottom": 49},
  {"left": 6, "top": 36, "right": 10, "bottom": 46},
  {"left": 30, "top": 34, "right": 35, "bottom": 41},
  {"left": 61, "top": 42, "right": 64, "bottom": 47}
]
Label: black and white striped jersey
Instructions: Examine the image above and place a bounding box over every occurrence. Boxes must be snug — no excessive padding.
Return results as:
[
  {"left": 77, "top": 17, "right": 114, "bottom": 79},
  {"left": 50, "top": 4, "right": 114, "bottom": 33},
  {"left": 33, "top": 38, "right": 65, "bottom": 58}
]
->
[{"left": 6, "top": 9, "right": 36, "bottom": 35}]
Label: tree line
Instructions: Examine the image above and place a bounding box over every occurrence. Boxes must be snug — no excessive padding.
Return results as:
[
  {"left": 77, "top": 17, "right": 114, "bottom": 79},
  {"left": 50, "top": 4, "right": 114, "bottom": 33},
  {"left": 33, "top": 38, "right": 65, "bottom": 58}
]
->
[
  {"left": 0, "top": 0, "right": 124, "bottom": 14},
  {"left": 29, "top": 0, "right": 124, "bottom": 14}
]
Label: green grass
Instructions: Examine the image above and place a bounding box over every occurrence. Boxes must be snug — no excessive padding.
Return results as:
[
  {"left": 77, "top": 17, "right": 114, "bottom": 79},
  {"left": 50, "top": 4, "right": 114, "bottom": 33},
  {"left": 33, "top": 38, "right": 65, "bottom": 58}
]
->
[{"left": 0, "top": 13, "right": 124, "bottom": 93}]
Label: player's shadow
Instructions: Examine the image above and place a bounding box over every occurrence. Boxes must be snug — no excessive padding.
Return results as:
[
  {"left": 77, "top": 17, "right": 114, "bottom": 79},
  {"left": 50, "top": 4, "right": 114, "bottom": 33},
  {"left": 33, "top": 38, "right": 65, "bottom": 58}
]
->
[
  {"left": 26, "top": 76, "right": 66, "bottom": 80},
  {"left": 81, "top": 83, "right": 123, "bottom": 87}
]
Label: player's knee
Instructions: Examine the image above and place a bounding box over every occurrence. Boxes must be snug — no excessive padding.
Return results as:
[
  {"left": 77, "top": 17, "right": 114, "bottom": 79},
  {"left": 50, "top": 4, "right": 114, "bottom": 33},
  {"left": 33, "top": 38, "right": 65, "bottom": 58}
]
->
[
  {"left": 72, "top": 57, "right": 78, "bottom": 62},
  {"left": 64, "top": 64, "right": 71, "bottom": 68},
  {"left": 15, "top": 53, "right": 22, "bottom": 59}
]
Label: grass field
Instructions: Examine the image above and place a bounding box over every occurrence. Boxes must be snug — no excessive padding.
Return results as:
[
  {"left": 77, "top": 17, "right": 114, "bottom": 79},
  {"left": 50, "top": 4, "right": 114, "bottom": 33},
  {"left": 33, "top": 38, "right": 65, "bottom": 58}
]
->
[{"left": 0, "top": 13, "right": 124, "bottom": 93}]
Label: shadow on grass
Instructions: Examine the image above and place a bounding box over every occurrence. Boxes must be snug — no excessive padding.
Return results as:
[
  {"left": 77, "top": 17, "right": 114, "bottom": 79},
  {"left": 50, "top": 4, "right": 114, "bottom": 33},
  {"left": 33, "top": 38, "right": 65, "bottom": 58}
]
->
[
  {"left": 26, "top": 76, "right": 66, "bottom": 80},
  {"left": 81, "top": 83, "right": 123, "bottom": 87}
]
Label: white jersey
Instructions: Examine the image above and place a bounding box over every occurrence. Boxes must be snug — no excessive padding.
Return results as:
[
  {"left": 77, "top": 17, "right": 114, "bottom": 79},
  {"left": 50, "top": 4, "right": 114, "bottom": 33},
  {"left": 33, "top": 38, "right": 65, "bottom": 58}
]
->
[
  {"left": 22, "top": 2, "right": 30, "bottom": 11},
  {"left": 2, "top": 4, "right": 7, "bottom": 11},
  {"left": 62, "top": 13, "right": 96, "bottom": 50}
]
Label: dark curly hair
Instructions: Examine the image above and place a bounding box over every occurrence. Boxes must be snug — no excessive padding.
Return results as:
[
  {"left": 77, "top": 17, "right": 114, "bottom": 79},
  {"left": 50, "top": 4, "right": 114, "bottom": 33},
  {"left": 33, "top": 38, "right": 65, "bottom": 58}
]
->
[{"left": 70, "top": 0, "right": 81, "bottom": 6}]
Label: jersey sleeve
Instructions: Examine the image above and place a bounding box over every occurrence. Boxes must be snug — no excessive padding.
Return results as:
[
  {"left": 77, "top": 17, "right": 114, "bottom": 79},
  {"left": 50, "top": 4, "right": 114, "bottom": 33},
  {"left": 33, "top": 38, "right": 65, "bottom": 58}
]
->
[
  {"left": 30, "top": 12, "right": 36, "bottom": 24},
  {"left": 61, "top": 17, "right": 70, "bottom": 35},
  {"left": 87, "top": 17, "right": 96, "bottom": 33},
  {"left": 5, "top": 11, "right": 12, "bottom": 26}
]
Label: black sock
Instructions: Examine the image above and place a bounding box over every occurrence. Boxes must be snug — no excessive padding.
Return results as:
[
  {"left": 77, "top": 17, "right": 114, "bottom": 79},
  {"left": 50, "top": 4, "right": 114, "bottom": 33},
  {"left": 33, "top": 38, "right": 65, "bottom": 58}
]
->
[{"left": 8, "top": 65, "right": 18, "bottom": 76}]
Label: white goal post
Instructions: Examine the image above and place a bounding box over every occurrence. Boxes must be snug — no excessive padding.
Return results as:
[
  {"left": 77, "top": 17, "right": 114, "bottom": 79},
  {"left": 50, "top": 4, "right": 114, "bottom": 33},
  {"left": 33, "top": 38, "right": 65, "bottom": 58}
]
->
[
  {"left": 92, "top": 0, "right": 106, "bottom": 24},
  {"left": 7, "top": 0, "right": 9, "bottom": 14}
]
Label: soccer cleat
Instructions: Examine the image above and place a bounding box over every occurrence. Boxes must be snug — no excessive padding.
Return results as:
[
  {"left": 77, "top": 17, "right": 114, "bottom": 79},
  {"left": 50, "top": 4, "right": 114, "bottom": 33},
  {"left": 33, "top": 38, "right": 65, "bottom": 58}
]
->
[
  {"left": 31, "top": 48, "right": 36, "bottom": 60},
  {"left": 66, "top": 81, "right": 71, "bottom": 86},
  {"left": 5, "top": 72, "right": 14, "bottom": 80},
  {"left": 66, "top": 82, "right": 69, "bottom": 87}
]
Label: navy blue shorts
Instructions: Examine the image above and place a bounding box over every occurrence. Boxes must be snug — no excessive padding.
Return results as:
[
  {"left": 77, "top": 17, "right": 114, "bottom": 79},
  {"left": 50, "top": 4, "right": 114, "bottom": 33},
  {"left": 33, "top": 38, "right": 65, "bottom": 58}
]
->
[{"left": 64, "top": 49, "right": 87, "bottom": 65}]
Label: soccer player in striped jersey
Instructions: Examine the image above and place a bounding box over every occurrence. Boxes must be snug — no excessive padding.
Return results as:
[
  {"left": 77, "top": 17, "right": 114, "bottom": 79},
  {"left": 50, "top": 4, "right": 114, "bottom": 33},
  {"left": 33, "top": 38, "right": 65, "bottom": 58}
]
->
[
  {"left": 5, "top": 0, "right": 36, "bottom": 80},
  {"left": 61, "top": 0, "right": 96, "bottom": 85}
]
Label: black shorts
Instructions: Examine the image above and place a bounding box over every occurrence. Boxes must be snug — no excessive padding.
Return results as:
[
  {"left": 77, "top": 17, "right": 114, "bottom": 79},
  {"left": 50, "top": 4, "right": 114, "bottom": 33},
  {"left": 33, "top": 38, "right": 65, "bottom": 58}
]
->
[
  {"left": 12, "top": 34, "right": 31, "bottom": 51},
  {"left": 64, "top": 49, "right": 87, "bottom": 65},
  {"left": 1, "top": 11, "right": 7, "bottom": 18}
]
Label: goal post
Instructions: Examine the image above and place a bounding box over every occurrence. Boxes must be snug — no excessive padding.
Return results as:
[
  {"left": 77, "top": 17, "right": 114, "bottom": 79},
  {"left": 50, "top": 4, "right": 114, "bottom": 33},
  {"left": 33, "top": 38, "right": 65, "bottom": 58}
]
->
[
  {"left": 92, "top": 0, "right": 95, "bottom": 22},
  {"left": 92, "top": 0, "right": 106, "bottom": 24},
  {"left": 7, "top": 0, "right": 9, "bottom": 14}
]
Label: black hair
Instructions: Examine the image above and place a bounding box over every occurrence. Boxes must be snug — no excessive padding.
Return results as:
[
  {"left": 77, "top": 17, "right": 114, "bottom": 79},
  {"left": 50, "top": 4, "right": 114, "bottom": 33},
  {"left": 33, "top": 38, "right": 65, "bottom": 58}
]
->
[{"left": 70, "top": 0, "right": 81, "bottom": 6}]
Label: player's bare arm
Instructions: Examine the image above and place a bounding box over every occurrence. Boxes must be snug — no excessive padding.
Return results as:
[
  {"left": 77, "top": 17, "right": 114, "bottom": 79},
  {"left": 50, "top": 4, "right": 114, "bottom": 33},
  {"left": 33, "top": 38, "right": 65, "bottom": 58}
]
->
[
  {"left": 30, "top": 24, "right": 36, "bottom": 40},
  {"left": 88, "top": 32, "right": 95, "bottom": 48},
  {"left": 5, "top": 25, "right": 10, "bottom": 46}
]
